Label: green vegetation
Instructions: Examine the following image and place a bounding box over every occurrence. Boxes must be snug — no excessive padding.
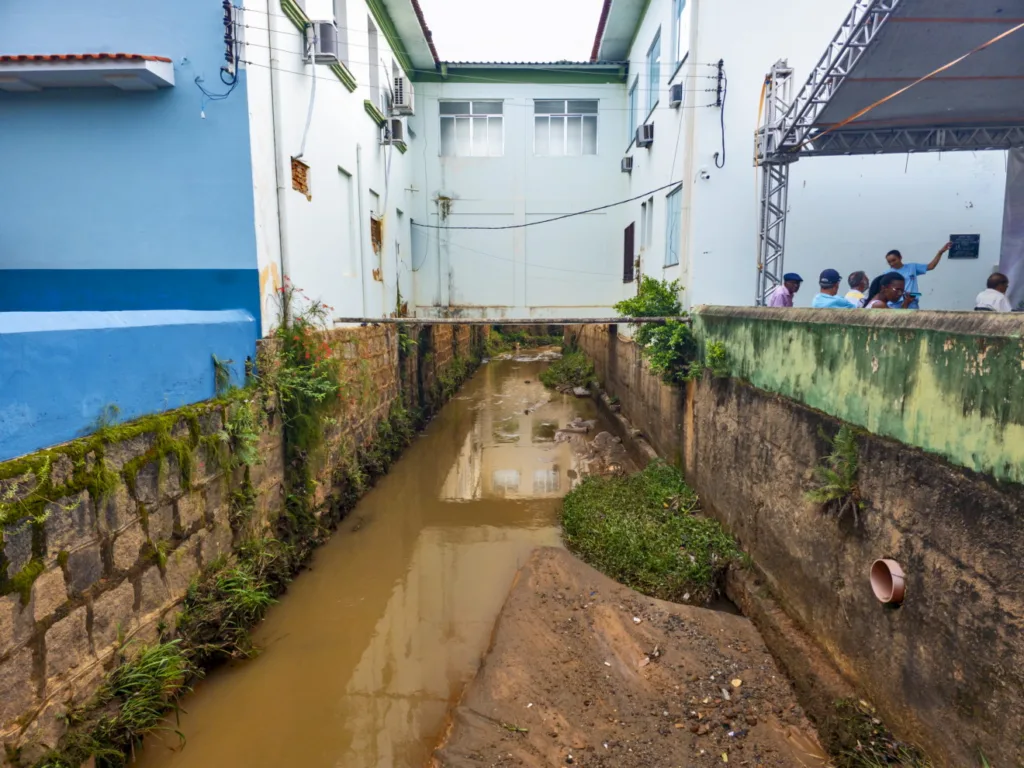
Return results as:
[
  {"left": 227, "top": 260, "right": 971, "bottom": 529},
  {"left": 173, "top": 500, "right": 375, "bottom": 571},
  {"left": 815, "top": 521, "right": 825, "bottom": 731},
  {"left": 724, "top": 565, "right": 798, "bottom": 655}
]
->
[
  {"left": 484, "top": 327, "right": 562, "bottom": 357},
  {"left": 561, "top": 461, "right": 739, "bottom": 603},
  {"left": 614, "top": 277, "right": 699, "bottom": 384},
  {"left": 705, "top": 340, "right": 730, "bottom": 378},
  {"left": 829, "top": 700, "right": 932, "bottom": 768},
  {"left": 806, "top": 425, "right": 864, "bottom": 524},
  {"left": 538, "top": 351, "right": 596, "bottom": 390}
]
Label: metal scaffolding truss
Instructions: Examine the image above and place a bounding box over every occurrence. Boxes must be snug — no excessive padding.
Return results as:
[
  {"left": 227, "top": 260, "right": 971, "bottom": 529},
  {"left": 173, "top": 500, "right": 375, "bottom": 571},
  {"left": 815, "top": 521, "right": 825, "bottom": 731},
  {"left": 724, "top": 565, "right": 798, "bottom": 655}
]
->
[{"left": 752, "top": 0, "right": 1024, "bottom": 304}]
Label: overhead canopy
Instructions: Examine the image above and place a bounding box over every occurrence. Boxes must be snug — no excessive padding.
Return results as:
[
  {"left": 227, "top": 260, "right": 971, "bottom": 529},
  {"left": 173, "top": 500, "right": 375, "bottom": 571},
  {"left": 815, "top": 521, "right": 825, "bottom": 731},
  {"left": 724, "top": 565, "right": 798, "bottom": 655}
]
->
[{"left": 763, "top": 0, "right": 1024, "bottom": 161}]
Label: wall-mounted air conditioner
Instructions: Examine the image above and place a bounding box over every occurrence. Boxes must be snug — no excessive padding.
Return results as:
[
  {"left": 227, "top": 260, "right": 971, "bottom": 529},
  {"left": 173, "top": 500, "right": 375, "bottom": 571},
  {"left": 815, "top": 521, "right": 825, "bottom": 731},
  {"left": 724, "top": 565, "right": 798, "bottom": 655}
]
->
[
  {"left": 669, "top": 83, "right": 684, "bottom": 108},
  {"left": 393, "top": 75, "right": 415, "bottom": 115},
  {"left": 383, "top": 116, "right": 406, "bottom": 145},
  {"left": 636, "top": 123, "right": 654, "bottom": 148},
  {"left": 304, "top": 21, "right": 339, "bottom": 64},
  {"left": 621, "top": 156, "right": 634, "bottom": 173}
]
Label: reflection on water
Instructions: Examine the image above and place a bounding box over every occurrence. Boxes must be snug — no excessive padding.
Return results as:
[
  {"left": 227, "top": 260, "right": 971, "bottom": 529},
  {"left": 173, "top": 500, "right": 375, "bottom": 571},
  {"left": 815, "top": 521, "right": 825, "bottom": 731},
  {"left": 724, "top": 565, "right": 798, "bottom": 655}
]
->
[{"left": 134, "top": 358, "right": 608, "bottom": 768}]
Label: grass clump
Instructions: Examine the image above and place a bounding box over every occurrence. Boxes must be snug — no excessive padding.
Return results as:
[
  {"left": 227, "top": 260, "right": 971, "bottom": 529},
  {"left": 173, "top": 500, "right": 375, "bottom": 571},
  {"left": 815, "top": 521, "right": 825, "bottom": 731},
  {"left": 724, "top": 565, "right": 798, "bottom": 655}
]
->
[
  {"left": 538, "top": 351, "right": 595, "bottom": 390},
  {"left": 484, "top": 327, "right": 562, "bottom": 357},
  {"left": 561, "top": 461, "right": 739, "bottom": 603},
  {"left": 829, "top": 699, "right": 932, "bottom": 768},
  {"left": 806, "top": 425, "right": 864, "bottom": 524}
]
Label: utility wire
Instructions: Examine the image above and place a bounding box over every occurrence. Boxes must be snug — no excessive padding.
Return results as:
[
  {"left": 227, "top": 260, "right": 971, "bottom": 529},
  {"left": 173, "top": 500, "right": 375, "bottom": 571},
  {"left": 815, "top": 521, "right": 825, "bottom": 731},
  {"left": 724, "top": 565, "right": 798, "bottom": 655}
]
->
[
  {"left": 411, "top": 181, "right": 682, "bottom": 231},
  {"left": 239, "top": 56, "right": 720, "bottom": 108}
]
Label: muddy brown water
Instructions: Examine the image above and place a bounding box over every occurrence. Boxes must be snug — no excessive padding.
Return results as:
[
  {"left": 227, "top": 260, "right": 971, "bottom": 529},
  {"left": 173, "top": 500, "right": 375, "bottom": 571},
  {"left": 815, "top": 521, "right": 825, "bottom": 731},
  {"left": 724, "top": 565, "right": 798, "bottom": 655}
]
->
[{"left": 135, "top": 356, "right": 613, "bottom": 768}]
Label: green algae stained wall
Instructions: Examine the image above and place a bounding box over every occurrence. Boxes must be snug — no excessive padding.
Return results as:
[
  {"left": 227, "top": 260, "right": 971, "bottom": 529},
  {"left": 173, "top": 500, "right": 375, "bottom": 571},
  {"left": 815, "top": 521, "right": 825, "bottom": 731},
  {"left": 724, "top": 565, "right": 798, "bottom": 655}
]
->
[{"left": 692, "top": 307, "right": 1024, "bottom": 484}]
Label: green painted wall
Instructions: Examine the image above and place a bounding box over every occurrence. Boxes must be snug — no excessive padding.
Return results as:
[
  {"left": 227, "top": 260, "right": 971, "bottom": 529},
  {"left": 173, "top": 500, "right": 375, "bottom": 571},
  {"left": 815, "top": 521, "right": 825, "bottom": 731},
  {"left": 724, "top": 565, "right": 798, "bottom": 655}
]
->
[{"left": 693, "top": 307, "right": 1024, "bottom": 484}]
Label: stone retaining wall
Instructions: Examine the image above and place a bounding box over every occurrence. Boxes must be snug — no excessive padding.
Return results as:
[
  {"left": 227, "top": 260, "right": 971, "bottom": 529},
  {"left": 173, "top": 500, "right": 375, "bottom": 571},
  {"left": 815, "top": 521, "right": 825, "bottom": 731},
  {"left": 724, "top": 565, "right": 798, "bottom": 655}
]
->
[
  {"left": 573, "top": 313, "right": 1024, "bottom": 767},
  {"left": 0, "top": 322, "right": 484, "bottom": 763}
]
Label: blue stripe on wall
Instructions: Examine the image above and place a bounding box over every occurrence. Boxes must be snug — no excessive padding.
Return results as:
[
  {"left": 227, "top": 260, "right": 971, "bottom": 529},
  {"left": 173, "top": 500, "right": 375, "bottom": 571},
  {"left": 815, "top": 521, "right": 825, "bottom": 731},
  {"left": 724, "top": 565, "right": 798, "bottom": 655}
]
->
[{"left": 0, "top": 269, "right": 261, "bottom": 329}]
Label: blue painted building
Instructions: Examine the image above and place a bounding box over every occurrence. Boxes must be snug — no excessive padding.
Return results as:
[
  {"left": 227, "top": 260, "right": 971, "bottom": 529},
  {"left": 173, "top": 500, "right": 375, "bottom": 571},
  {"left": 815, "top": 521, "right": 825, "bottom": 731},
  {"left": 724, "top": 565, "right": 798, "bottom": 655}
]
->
[{"left": 0, "top": 0, "right": 260, "bottom": 459}]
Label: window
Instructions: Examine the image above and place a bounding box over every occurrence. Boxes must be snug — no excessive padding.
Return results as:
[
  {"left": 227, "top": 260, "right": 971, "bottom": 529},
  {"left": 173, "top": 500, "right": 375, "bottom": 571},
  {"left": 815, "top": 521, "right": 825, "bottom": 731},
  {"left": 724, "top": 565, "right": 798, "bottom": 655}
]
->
[
  {"left": 333, "top": 0, "right": 348, "bottom": 64},
  {"left": 627, "top": 78, "right": 638, "bottom": 144},
  {"left": 640, "top": 197, "right": 653, "bottom": 251},
  {"left": 665, "top": 186, "right": 682, "bottom": 267},
  {"left": 367, "top": 16, "right": 379, "bottom": 110},
  {"left": 439, "top": 101, "right": 504, "bottom": 157},
  {"left": 623, "top": 222, "right": 635, "bottom": 282},
  {"left": 671, "top": 0, "right": 690, "bottom": 69},
  {"left": 534, "top": 100, "right": 598, "bottom": 156},
  {"left": 647, "top": 30, "right": 661, "bottom": 112}
]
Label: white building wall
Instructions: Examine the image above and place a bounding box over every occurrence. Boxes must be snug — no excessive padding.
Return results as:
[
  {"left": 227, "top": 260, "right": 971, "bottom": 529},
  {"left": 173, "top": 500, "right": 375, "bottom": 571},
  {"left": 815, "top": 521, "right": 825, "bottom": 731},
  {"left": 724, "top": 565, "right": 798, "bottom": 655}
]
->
[
  {"left": 681, "top": 0, "right": 1006, "bottom": 310},
  {"left": 245, "top": 0, "right": 419, "bottom": 335},
  {"left": 409, "top": 81, "right": 628, "bottom": 318}
]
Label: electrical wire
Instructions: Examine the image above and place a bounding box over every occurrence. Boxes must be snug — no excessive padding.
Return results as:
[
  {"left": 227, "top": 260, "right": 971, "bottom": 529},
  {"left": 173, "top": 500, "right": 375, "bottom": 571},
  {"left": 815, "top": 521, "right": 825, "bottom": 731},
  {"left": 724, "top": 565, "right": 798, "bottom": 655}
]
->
[
  {"left": 295, "top": 28, "right": 317, "bottom": 158},
  {"left": 411, "top": 180, "right": 682, "bottom": 231},
  {"left": 237, "top": 36, "right": 717, "bottom": 95},
  {"left": 238, "top": 55, "right": 720, "bottom": 109},
  {"left": 714, "top": 62, "right": 727, "bottom": 169},
  {"left": 195, "top": 17, "right": 241, "bottom": 107}
]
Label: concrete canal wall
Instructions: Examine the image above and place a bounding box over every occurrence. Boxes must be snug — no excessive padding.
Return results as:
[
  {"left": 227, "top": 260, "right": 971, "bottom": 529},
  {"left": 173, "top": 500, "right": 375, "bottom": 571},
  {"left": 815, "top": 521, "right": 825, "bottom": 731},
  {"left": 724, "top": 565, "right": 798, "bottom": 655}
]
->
[
  {"left": 0, "top": 323, "right": 485, "bottom": 763},
  {"left": 575, "top": 309, "right": 1024, "bottom": 768}
]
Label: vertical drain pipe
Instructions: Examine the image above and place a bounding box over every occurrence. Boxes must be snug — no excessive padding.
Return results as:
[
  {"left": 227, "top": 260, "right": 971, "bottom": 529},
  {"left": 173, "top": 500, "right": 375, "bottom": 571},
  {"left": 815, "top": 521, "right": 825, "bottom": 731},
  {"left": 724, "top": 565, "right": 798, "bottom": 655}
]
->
[
  {"left": 268, "top": 1, "right": 292, "bottom": 322},
  {"left": 356, "top": 144, "right": 371, "bottom": 317}
]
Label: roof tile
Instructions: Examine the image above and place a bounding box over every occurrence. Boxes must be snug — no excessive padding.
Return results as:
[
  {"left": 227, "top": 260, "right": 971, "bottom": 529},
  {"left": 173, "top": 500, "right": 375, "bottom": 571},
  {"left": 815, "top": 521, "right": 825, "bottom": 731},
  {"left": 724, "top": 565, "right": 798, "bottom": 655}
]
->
[{"left": 0, "top": 53, "right": 171, "bottom": 64}]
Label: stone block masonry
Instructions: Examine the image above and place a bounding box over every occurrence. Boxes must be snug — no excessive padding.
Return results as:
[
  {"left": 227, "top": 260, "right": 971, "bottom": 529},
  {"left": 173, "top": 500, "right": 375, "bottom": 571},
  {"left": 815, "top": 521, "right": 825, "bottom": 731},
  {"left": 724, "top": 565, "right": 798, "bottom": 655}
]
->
[
  {"left": 573, "top": 310, "right": 1024, "bottom": 768},
  {"left": 0, "top": 322, "right": 484, "bottom": 763}
]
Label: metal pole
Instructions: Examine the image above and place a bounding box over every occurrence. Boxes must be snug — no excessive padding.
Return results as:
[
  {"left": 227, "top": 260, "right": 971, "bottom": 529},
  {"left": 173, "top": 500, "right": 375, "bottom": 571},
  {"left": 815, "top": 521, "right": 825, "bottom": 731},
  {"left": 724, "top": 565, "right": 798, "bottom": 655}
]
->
[{"left": 332, "top": 316, "right": 690, "bottom": 326}]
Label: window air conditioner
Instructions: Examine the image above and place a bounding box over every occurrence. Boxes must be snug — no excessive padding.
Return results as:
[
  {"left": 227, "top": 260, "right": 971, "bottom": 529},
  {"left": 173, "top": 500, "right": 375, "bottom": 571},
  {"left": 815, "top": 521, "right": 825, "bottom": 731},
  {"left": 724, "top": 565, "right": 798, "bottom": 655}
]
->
[
  {"left": 304, "top": 21, "right": 339, "bottom": 63},
  {"left": 393, "top": 75, "right": 415, "bottom": 115},
  {"left": 669, "top": 83, "right": 684, "bottom": 108},
  {"left": 636, "top": 123, "right": 654, "bottom": 148},
  {"left": 621, "top": 156, "right": 634, "bottom": 173},
  {"left": 383, "top": 117, "right": 406, "bottom": 145}
]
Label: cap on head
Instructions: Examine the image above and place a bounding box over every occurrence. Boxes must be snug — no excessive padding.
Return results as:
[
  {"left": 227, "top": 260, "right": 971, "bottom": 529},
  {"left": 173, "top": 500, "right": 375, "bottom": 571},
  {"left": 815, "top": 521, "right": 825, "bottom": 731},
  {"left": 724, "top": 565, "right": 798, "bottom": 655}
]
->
[
  {"left": 818, "top": 268, "right": 842, "bottom": 287},
  {"left": 783, "top": 273, "right": 803, "bottom": 283}
]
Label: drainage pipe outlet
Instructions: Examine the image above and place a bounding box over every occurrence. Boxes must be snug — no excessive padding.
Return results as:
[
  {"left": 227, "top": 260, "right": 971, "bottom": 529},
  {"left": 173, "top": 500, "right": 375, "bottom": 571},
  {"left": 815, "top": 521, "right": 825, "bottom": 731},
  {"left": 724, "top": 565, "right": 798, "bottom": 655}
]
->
[{"left": 870, "top": 559, "right": 906, "bottom": 605}]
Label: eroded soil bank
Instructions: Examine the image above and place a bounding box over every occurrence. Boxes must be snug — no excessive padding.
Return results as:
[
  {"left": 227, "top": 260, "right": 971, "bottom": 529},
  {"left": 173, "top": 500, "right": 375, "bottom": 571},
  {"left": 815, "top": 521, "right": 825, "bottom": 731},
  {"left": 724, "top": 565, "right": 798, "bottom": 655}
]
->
[{"left": 433, "top": 547, "right": 828, "bottom": 768}]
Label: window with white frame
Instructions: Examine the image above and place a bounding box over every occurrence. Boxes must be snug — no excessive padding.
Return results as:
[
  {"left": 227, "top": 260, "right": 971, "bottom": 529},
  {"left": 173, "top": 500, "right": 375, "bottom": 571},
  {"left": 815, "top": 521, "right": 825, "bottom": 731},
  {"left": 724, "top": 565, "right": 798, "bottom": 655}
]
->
[
  {"left": 665, "top": 185, "right": 682, "bottom": 267},
  {"left": 671, "top": 0, "right": 690, "bottom": 69},
  {"left": 628, "top": 78, "right": 638, "bottom": 144},
  {"left": 333, "top": 0, "right": 349, "bottom": 65},
  {"left": 534, "top": 100, "right": 598, "bottom": 156},
  {"left": 647, "top": 30, "right": 661, "bottom": 112},
  {"left": 439, "top": 101, "right": 504, "bottom": 157}
]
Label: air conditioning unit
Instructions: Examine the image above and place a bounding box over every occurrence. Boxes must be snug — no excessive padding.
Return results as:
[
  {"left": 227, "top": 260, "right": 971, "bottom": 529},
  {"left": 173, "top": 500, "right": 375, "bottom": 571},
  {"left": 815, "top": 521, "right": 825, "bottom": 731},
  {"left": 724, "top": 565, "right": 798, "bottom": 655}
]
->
[
  {"left": 304, "top": 21, "right": 339, "bottom": 63},
  {"left": 669, "top": 82, "right": 684, "bottom": 108},
  {"left": 636, "top": 123, "right": 654, "bottom": 148},
  {"left": 383, "top": 116, "right": 406, "bottom": 145},
  {"left": 393, "top": 74, "right": 415, "bottom": 115},
  {"left": 621, "top": 156, "right": 634, "bottom": 173}
]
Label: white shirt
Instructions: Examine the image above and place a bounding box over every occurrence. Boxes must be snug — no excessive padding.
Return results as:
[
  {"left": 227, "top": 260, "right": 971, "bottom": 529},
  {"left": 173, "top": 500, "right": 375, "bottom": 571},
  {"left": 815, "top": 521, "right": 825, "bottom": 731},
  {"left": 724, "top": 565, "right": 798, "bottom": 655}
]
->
[{"left": 975, "top": 288, "right": 1013, "bottom": 312}]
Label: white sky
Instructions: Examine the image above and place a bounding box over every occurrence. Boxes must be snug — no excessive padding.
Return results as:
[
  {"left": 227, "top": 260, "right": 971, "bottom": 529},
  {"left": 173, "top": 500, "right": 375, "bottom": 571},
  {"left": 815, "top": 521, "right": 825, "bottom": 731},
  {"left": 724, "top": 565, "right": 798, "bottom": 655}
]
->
[{"left": 416, "top": 0, "right": 604, "bottom": 62}]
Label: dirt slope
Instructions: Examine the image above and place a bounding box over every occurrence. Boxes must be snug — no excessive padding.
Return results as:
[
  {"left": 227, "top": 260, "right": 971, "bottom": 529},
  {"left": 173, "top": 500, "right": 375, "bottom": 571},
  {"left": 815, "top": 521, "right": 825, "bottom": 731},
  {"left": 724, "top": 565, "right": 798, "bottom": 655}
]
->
[{"left": 432, "top": 548, "right": 828, "bottom": 768}]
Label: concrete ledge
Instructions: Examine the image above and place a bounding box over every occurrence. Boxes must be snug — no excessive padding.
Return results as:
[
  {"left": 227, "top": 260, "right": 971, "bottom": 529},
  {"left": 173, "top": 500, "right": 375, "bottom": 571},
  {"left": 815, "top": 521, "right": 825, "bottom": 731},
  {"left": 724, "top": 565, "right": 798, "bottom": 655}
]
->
[
  {"left": 0, "top": 310, "right": 256, "bottom": 460},
  {"left": 692, "top": 305, "right": 1024, "bottom": 483}
]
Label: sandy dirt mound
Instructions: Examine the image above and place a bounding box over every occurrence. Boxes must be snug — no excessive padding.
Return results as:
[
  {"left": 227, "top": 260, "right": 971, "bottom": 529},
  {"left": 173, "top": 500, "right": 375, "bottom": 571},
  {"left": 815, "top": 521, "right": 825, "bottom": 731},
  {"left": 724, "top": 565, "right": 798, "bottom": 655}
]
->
[{"left": 432, "top": 548, "right": 828, "bottom": 768}]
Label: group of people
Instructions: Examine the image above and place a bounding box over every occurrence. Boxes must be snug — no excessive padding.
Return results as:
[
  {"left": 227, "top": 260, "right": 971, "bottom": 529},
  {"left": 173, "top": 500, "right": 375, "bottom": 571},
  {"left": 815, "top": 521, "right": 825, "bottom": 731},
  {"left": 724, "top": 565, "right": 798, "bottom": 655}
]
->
[{"left": 766, "top": 241, "right": 1016, "bottom": 312}]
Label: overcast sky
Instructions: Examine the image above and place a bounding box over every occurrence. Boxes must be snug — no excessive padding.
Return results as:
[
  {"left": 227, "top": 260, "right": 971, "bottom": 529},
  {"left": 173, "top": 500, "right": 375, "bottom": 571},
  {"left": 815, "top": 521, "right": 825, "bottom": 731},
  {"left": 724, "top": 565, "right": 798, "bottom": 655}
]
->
[{"left": 416, "top": 0, "right": 604, "bottom": 62}]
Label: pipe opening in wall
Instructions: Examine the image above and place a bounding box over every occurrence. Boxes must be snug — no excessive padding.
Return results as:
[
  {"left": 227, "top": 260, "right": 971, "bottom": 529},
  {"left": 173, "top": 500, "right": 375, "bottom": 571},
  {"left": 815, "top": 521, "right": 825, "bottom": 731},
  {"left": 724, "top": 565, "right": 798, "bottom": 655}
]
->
[{"left": 870, "top": 559, "right": 906, "bottom": 606}]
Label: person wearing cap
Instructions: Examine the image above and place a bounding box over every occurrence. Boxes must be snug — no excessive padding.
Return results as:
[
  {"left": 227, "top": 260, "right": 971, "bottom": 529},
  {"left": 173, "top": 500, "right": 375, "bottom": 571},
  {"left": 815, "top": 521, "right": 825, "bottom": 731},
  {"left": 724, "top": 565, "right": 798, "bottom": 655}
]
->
[
  {"left": 765, "top": 273, "right": 803, "bottom": 307},
  {"left": 845, "top": 271, "right": 869, "bottom": 305},
  {"left": 811, "top": 269, "right": 859, "bottom": 309}
]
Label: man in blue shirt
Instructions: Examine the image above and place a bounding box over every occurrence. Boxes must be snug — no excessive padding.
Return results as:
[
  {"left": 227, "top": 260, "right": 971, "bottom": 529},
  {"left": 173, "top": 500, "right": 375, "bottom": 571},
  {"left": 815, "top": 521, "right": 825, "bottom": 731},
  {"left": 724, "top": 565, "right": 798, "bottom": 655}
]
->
[
  {"left": 884, "top": 242, "right": 951, "bottom": 308},
  {"left": 811, "top": 269, "right": 859, "bottom": 308}
]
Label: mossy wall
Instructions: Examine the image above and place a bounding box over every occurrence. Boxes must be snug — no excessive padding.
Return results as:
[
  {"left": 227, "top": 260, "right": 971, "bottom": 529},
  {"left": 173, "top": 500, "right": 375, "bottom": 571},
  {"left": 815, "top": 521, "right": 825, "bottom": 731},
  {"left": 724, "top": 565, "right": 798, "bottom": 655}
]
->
[
  {"left": 692, "top": 308, "right": 1024, "bottom": 484},
  {"left": 0, "top": 322, "right": 484, "bottom": 765}
]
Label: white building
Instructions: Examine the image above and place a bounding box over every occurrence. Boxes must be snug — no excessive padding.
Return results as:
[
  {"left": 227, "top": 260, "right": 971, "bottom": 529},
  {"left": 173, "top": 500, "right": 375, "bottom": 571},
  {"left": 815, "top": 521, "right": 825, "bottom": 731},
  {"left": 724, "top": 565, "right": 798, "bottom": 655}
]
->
[{"left": 248, "top": 0, "right": 1011, "bottom": 326}]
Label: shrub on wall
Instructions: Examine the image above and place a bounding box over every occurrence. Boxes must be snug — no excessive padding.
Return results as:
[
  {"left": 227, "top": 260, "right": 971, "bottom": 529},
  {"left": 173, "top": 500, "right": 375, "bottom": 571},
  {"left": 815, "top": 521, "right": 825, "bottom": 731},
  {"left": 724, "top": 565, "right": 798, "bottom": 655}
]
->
[{"left": 613, "top": 277, "right": 698, "bottom": 384}]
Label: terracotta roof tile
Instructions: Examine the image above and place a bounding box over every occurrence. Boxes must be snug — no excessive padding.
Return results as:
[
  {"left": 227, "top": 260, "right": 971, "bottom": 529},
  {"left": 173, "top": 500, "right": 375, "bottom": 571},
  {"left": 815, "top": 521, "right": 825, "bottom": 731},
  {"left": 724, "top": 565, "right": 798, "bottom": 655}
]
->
[{"left": 0, "top": 53, "right": 171, "bottom": 64}]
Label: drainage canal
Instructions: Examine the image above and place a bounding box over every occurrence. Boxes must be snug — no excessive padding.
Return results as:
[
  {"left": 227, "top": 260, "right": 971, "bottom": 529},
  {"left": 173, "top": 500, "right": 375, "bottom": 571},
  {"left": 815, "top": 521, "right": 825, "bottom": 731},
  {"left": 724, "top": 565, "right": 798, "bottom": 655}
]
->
[{"left": 134, "top": 352, "right": 619, "bottom": 768}]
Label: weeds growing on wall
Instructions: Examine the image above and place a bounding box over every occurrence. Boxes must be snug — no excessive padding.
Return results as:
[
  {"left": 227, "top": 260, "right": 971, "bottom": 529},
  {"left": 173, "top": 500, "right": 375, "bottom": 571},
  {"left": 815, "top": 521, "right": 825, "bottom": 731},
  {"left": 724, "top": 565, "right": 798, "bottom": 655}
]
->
[
  {"left": 561, "top": 461, "right": 739, "bottom": 603},
  {"left": 484, "top": 328, "right": 562, "bottom": 357},
  {"left": 538, "top": 351, "right": 596, "bottom": 390},
  {"left": 614, "top": 277, "right": 700, "bottom": 384},
  {"left": 806, "top": 425, "right": 864, "bottom": 524}
]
